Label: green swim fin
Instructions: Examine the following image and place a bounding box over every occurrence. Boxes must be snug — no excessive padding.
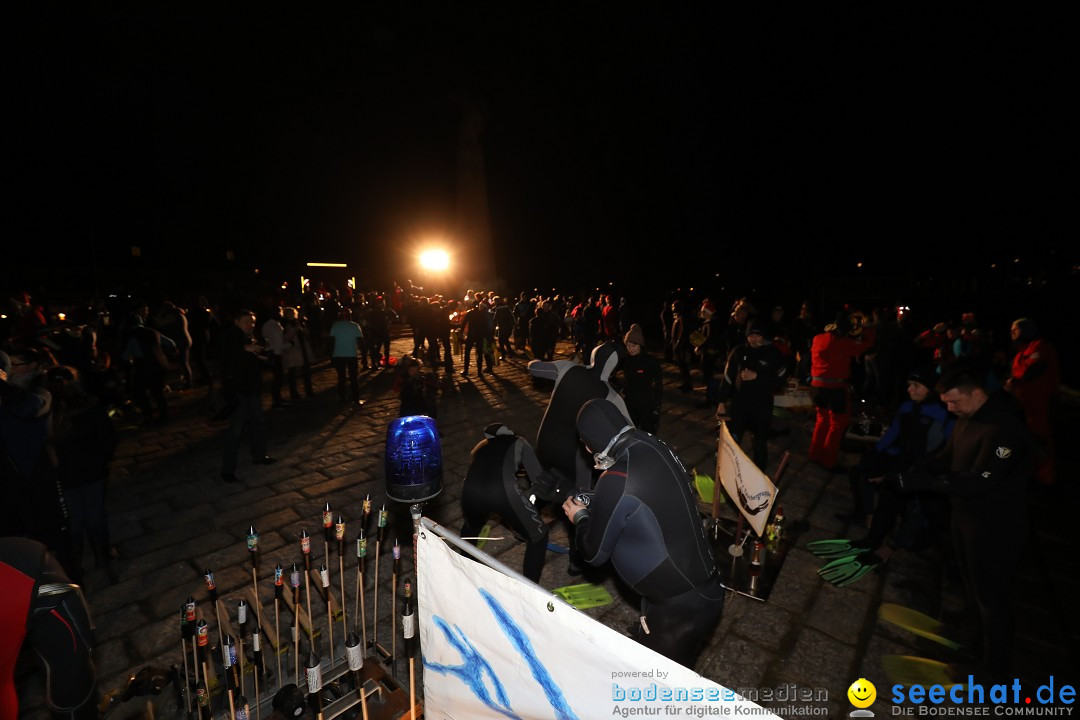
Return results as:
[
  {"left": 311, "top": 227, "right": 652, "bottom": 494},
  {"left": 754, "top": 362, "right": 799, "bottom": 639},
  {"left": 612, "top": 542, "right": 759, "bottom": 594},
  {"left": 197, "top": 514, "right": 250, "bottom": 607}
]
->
[
  {"left": 807, "top": 538, "right": 870, "bottom": 559},
  {"left": 552, "top": 583, "right": 614, "bottom": 609},
  {"left": 818, "top": 551, "right": 883, "bottom": 587}
]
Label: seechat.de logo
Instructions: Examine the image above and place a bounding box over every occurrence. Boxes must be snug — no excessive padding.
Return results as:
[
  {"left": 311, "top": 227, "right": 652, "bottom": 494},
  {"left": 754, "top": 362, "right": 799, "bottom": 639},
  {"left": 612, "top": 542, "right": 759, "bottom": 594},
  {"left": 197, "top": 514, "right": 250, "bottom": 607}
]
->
[{"left": 890, "top": 676, "right": 1075, "bottom": 716}]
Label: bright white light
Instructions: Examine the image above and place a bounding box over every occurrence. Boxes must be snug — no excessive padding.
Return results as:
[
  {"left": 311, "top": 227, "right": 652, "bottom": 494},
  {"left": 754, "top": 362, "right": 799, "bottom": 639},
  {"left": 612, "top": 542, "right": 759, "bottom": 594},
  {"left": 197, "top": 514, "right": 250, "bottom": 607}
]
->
[{"left": 420, "top": 250, "right": 449, "bottom": 271}]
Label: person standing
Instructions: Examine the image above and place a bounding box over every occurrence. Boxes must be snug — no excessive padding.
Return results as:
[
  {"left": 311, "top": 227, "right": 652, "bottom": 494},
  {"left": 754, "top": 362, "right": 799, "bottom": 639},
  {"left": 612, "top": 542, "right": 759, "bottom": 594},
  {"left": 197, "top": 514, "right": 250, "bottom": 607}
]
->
[
  {"left": 461, "top": 300, "right": 491, "bottom": 377},
  {"left": 694, "top": 299, "right": 722, "bottom": 405},
  {"left": 261, "top": 307, "right": 288, "bottom": 409},
  {"left": 808, "top": 314, "right": 866, "bottom": 470},
  {"left": 791, "top": 301, "right": 815, "bottom": 383},
  {"left": 281, "top": 307, "right": 313, "bottom": 400},
  {"left": 219, "top": 310, "right": 275, "bottom": 484},
  {"left": 367, "top": 297, "right": 394, "bottom": 369},
  {"left": 187, "top": 296, "right": 218, "bottom": 387},
  {"left": 429, "top": 298, "right": 454, "bottom": 375},
  {"left": 49, "top": 366, "right": 118, "bottom": 577},
  {"left": 670, "top": 300, "right": 696, "bottom": 394},
  {"left": 1, "top": 349, "right": 79, "bottom": 581},
  {"left": 329, "top": 308, "right": 365, "bottom": 405},
  {"left": 601, "top": 295, "right": 619, "bottom": 342},
  {"left": 889, "top": 362, "right": 1031, "bottom": 681},
  {"left": 493, "top": 296, "right": 516, "bottom": 359},
  {"left": 714, "top": 320, "right": 788, "bottom": 472},
  {"left": 513, "top": 292, "right": 534, "bottom": 353},
  {"left": 580, "top": 296, "right": 602, "bottom": 359},
  {"left": 1005, "top": 318, "right": 1060, "bottom": 485},
  {"left": 659, "top": 296, "right": 675, "bottom": 363},
  {"left": 563, "top": 399, "right": 724, "bottom": 667},
  {"left": 619, "top": 324, "right": 662, "bottom": 434},
  {"left": 122, "top": 302, "right": 175, "bottom": 426},
  {"left": 153, "top": 301, "right": 193, "bottom": 390}
]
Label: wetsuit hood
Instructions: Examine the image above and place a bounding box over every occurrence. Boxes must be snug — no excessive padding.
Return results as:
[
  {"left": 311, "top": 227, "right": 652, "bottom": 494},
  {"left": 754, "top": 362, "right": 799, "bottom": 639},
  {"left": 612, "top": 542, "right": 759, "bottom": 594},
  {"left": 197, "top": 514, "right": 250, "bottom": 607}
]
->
[
  {"left": 587, "top": 342, "right": 621, "bottom": 382},
  {"left": 577, "top": 398, "right": 631, "bottom": 453}
]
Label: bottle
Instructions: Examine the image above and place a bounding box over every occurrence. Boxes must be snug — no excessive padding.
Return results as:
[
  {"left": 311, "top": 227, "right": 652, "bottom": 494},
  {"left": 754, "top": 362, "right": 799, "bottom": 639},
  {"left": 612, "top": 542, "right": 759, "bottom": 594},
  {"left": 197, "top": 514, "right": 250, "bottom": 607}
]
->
[
  {"left": 766, "top": 505, "right": 785, "bottom": 551},
  {"left": 748, "top": 543, "right": 763, "bottom": 595},
  {"left": 401, "top": 577, "right": 416, "bottom": 658}
]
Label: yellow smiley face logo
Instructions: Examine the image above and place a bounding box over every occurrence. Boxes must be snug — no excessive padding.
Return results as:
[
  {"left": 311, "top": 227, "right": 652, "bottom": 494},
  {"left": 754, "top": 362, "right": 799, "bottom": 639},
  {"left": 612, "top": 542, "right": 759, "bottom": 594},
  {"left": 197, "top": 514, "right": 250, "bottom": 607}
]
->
[{"left": 847, "top": 678, "right": 876, "bottom": 708}]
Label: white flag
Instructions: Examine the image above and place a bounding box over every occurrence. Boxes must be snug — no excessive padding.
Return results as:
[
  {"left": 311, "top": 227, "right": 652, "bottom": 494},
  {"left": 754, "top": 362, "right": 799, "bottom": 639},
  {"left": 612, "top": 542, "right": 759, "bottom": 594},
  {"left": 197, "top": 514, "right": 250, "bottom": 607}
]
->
[
  {"left": 417, "top": 519, "right": 779, "bottom": 719},
  {"left": 717, "top": 422, "right": 777, "bottom": 537}
]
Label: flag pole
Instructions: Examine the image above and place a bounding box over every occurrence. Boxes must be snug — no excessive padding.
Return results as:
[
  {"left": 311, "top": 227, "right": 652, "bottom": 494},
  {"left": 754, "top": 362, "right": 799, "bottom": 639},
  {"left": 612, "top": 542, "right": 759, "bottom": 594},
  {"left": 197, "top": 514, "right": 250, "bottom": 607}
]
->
[{"left": 712, "top": 419, "right": 726, "bottom": 533}]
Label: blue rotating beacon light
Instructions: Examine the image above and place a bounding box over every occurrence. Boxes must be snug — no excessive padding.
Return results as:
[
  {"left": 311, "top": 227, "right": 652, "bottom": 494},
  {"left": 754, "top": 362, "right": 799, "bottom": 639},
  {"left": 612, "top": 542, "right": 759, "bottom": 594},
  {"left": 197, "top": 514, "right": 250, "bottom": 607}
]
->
[{"left": 384, "top": 415, "right": 443, "bottom": 504}]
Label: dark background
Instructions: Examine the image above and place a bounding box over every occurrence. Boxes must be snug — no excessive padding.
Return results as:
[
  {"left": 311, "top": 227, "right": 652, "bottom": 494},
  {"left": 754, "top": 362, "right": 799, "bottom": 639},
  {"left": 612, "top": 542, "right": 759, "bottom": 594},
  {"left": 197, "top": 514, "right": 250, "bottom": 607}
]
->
[{"left": 7, "top": 7, "right": 1076, "bottom": 340}]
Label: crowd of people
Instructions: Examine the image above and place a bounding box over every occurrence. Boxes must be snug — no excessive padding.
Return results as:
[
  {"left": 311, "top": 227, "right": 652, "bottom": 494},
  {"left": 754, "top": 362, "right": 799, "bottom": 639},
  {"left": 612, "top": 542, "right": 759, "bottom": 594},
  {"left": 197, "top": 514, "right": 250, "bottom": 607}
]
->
[{"left": 0, "top": 281, "right": 1067, "bottom": 694}]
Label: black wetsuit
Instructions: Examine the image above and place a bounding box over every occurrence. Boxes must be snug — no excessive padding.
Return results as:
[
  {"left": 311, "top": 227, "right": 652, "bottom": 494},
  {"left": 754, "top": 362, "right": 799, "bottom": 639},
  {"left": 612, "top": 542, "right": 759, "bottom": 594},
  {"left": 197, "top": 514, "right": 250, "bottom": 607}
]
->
[
  {"left": 897, "top": 392, "right": 1031, "bottom": 680},
  {"left": 1, "top": 538, "right": 97, "bottom": 719},
  {"left": 531, "top": 343, "right": 629, "bottom": 493},
  {"left": 716, "top": 341, "right": 787, "bottom": 471},
  {"left": 460, "top": 434, "right": 551, "bottom": 582},
  {"left": 574, "top": 400, "right": 724, "bottom": 667}
]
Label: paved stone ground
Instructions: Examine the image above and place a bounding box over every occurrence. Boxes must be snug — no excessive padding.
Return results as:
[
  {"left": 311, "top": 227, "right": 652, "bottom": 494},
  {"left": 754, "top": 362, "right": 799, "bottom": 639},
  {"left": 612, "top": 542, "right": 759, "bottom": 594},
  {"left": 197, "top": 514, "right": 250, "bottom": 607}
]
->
[{"left": 17, "top": 332, "right": 1080, "bottom": 718}]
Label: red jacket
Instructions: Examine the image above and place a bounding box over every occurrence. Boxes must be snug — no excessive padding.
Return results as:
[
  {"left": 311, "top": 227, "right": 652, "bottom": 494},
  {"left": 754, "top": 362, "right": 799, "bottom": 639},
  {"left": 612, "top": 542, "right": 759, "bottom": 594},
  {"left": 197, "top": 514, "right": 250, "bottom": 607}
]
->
[
  {"left": 810, "top": 332, "right": 865, "bottom": 388},
  {"left": 1011, "top": 338, "right": 1060, "bottom": 391}
]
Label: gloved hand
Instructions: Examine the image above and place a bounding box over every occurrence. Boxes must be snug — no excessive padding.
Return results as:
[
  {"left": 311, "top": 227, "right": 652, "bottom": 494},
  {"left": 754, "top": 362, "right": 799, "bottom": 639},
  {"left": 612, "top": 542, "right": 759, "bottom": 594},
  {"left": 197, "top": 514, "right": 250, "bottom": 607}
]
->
[{"left": 531, "top": 470, "right": 560, "bottom": 503}]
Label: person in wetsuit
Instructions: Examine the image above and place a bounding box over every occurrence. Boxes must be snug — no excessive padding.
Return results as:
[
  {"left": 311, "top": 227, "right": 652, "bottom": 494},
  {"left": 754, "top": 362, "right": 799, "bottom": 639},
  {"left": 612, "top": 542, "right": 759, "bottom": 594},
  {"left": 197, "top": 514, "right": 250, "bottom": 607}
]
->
[
  {"left": 1, "top": 537, "right": 98, "bottom": 719},
  {"left": 714, "top": 320, "right": 788, "bottom": 472},
  {"left": 528, "top": 342, "right": 630, "bottom": 495},
  {"left": 460, "top": 424, "right": 556, "bottom": 583},
  {"left": 562, "top": 398, "right": 724, "bottom": 668}
]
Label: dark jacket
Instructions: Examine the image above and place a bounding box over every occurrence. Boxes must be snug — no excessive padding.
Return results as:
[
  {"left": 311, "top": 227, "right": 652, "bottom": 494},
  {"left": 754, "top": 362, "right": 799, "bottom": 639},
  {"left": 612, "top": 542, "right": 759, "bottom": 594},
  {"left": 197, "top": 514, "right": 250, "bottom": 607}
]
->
[
  {"left": 901, "top": 392, "right": 1031, "bottom": 524},
  {"left": 716, "top": 341, "right": 788, "bottom": 405},
  {"left": 220, "top": 324, "right": 264, "bottom": 397}
]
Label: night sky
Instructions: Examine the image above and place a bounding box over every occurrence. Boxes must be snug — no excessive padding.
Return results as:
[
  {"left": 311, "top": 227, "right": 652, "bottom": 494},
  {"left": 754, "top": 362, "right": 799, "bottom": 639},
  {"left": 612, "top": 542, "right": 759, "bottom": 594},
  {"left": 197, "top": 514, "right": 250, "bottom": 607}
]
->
[{"left": 10, "top": 7, "right": 1074, "bottom": 296}]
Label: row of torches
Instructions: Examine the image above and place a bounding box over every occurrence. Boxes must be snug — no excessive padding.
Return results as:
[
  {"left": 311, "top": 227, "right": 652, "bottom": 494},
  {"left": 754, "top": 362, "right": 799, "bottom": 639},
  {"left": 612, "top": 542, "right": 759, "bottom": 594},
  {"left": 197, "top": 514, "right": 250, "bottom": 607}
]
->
[{"left": 177, "top": 494, "right": 418, "bottom": 720}]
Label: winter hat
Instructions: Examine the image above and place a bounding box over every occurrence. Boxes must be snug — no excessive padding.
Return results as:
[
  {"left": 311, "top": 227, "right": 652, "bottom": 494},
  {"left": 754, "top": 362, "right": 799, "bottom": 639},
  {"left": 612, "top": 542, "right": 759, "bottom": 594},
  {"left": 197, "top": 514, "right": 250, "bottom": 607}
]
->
[
  {"left": 907, "top": 366, "right": 939, "bottom": 392},
  {"left": 624, "top": 323, "right": 645, "bottom": 347}
]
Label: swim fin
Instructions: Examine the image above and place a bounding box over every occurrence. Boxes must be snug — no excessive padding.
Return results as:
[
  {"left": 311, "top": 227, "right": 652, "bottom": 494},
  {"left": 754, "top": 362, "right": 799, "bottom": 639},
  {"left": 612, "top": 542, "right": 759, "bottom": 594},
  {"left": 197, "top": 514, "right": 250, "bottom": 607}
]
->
[
  {"left": 807, "top": 538, "right": 870, "bottom": 559},
  {"left": 818, "top": 551, "right": 884, "bottom": 587}
]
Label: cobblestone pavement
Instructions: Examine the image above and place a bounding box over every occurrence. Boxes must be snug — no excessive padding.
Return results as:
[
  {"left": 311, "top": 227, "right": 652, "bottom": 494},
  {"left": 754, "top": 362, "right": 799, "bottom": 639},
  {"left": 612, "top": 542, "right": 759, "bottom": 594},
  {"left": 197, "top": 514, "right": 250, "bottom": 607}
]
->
[{"left": 17, "top": 333, "right": 1080, "bottom": 718}]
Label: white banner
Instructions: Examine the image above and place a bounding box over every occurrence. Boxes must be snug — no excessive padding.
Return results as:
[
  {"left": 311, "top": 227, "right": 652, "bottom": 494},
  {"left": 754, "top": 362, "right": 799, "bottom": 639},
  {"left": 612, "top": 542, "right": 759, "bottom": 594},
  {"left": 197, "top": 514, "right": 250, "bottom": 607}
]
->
[
  {"left": 718, "top": 422, "right": 777, "bottom": 538},
  {"left": 417, "top": 519, "right": 778, "bottom": 719}
]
